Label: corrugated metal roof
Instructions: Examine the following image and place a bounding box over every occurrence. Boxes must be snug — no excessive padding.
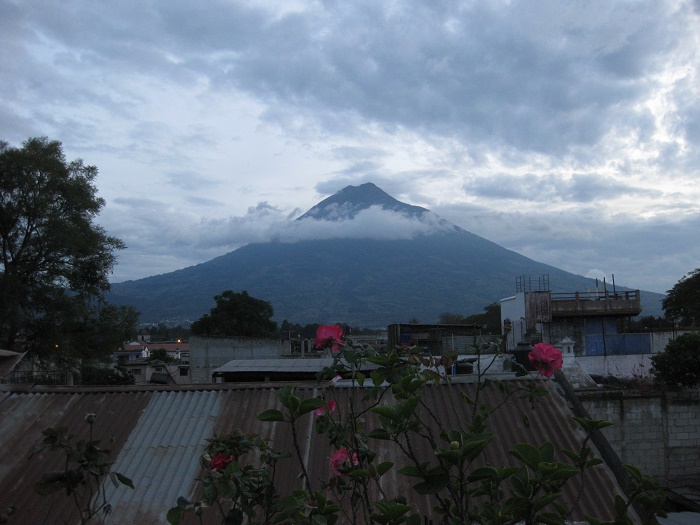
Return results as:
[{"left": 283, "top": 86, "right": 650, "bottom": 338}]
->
[
  {"left": 213, "top": 357, "right": 380, "bottom": 373},
  {"left": 0, "top": 380, "right": 632, "bottom": 524},
  {"left": 213, "top": 358, "right": 335, "bottom": 373}
]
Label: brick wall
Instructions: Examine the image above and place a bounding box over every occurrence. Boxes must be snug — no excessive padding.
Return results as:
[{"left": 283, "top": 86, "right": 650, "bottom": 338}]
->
[{"left": 579, "top": 390, "right": 700, "bottom": 483}]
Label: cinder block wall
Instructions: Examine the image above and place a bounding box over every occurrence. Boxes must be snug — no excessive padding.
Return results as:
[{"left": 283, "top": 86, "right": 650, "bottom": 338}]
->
[
  {"left": 189, "top": 336, "right": 287, "bottom": 383},
  {"left": 579, "top": 390, "right": 700, "bottom": 483}
]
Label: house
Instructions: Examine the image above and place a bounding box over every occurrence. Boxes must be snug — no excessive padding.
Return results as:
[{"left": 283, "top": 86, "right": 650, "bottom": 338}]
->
[
  {"left": 500, "top": 275, "right": 642, "bottom": 354},
  {"left": 0, "top": 349, "right": 26, "bottom": 382},
  {"left": 114, "top": 340, "right": 190, "bottom": 365},
  {"left": 0, "top": 375, "right": 641, "bottom": 524}
]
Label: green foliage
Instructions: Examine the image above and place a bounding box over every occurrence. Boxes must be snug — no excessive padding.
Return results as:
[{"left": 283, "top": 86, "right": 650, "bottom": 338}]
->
[
  {"left": 439, "top": 303, "right": 502, "bottom": 334},
  {"left": 79, "top": 365, "right": 135, "bottom": 385},
  {"left": 33, "top": 414, "right": 133, "bottom": 524},
  {"left": 191, "top": 290, "right": 277, "bottom": 337},
  {"left": 168, "top": 334, "right": 665, "bottom": 525},
  {"left": 651, "top": 332, "right": 700, "bottom": 389},
  {"left": 0, "top": 137, "right": 136, "bottom": 364},
  {"left": 663, "top": 268, "right": 700, "bottom": 328}
]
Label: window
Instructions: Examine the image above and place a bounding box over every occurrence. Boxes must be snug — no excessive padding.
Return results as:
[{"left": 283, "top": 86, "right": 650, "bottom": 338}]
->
[
  {"left": 132, "top": 369, "right": 142, "bottom": 376},
  {"left": 179, "top": 367, "right": 189, "bottom": 377}
]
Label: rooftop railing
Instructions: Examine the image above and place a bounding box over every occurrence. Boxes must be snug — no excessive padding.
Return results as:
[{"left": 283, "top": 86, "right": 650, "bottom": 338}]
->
[{"left": 549, "top": 290, "right": 642, "bottom": 317}]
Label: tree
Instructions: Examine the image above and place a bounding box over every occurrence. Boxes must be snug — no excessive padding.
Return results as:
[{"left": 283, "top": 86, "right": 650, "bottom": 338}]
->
[
  {"left": 651, "top": 332, "right": 700, "bottom": 389},
  {"left": 438, "top": 303, "right": 502, "bottom": 334},
  {"left": 0, "top": 137, "right": 136, "bottom": 365},
  {"left": 191, "top": 290, "right": 277, "bottom": 337},
  {"left": 662, "top": 268, "right": 700, "bottom": 328},
  {"left": 148, "top": 348, "right": 175, "bottom": 363}
]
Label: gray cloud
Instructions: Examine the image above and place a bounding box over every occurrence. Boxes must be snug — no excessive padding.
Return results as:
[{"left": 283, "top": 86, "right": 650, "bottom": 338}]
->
[{"left": 463, "top": 172, "right": 659, "bottom": 202}]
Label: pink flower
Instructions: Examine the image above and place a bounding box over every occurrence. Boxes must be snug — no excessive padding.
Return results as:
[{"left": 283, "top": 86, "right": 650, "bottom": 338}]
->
[
  {"left": 209, "top": 452, "right": 236, "bottom": 472},
  {"left": 330, "top": 448, "right": 359, "bottom": 477},
  {"left": 314, "top": 325, "right": 345, "bottom": 351},
  {"left": 314, "top": 399, "right": 337, "bottom": 416},
  {"left": 528, "top": 343, "right": 563, "bottom": 378}
]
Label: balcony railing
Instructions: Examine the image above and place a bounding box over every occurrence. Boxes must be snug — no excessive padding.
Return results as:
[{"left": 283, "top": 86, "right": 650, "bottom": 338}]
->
[{"left": 549, "top": 290, "right": 642, "bottom": 317}]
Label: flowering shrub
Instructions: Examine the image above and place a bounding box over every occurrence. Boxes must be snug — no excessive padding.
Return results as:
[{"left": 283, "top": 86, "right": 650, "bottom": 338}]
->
[
  {"left": 314, "top": 399, "right": 337, "bottom": 416},
  {"left": 33, "top": 414, "right": 133, "bottom": 525},
  {"left": 209, "top": 452, "right": 236, "bottom": 472},
  {"left": 169, "top": 325, "right": 665, "bottom": 525},
  {"left": 329, "top": 448, "right": 359, "bottom": 478},
  {"left": 314, "top": 324, "right": 345, "bottom": 351},
  {"left": 528, "top": 342, "right": 564, "bottom": 378}
]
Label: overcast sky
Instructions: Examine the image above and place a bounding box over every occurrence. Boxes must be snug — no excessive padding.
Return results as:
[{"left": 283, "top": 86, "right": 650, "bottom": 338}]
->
[{"left": 2, "top": 0, "right": 699, "bottom": 295}]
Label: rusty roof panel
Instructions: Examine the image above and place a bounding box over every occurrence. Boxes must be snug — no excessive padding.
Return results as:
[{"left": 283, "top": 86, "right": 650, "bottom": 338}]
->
[{"left": 0, "top": 390, "right": 150, "bottom": 525}]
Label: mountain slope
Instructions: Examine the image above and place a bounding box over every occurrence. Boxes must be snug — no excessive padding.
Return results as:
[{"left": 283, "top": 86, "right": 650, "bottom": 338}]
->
[{"left": 107, "top": 184, "right": 665, "bottom": 326}]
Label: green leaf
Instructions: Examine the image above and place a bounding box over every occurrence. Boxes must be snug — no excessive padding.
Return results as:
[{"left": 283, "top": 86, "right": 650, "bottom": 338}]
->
[
  {"left": 167, "top": 507, "right": 184, "bottom": 525},
  {"left": 287, "top": 393, "right": 301, "bottom": 416},
  {"left": 406, "top": 513, "right": 421, "bottom": 525},
  {"left": 279, "top": 385, "right": 294, "bottom": 409},
  {"left": 533, "top": 492, "right": 563, "bottom": 512},
  {"left": 356, "top": 371, "right": 366, "bottom": 386},
  {"left": 615, "top": 494, "right": 628, "bottom": 517},
  {"left": 623, "top": 464, "right": 642, "bottom": 482},
  {"left": 298, "top": 398, "right": 327, "bottom": 416},
  {"left": 376, "top": 461, "right": 394, "bottom": 476},
  {"left": 413, "top": 473, "right": 450, "bottom": 494},
  {"left": 397, "top": 396, "right": 421, "bottom": 418},
  {"left": 370, "top": 369, "right": 387, "bottom": 386},
  {"left": 348, "top": 469, "right": 370, "bottom": 478},
  {"left": 539, "top": 442, "right": 555, "bottom": 463},
  {"left": 398, "top": 465, "right": 423, "bottom": 477},
  {"left": 371, "top": 406, "right": 401, "bottom": 422},
  {"left": 467, "top": 466, "right": 499, "bottom": 482},
  {"left": 509, "top": 443, "right": 541, "bottom": 471},
  {"left": 368, "top": 428, "right": 392, "bottom": 440},
  {"left": 115, "top": 471, "right": 135, "bottom": 489},
  {"left": 257, "top": 409, "right": 285, "bottom": 422},
  {"left": 176, "top": 496, "right": 191, "bottom": 510}
]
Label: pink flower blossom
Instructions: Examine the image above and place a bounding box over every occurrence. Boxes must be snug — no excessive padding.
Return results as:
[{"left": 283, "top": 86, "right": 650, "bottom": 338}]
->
[
  {"left": 528, "top": 343, "right": 563, "bottom": 378},
  {"left": 209, "top": 452, "right": 236, "bottom": 472},
  {"left": 330, "top": 375, "right": 343, "bottom": 385},
  {"left": 330, "top": 448, "right": 359, "bottom": 477},
  {"left": 314, "top": 325, "right": 345, "bottom": 351},
  {"left": 314, "top": 399, "right": 337, "bottom": 416}
]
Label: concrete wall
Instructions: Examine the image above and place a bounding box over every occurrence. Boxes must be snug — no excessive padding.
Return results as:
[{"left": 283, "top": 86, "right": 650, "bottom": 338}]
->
[
  {"left": 579, "top": 390, "right": 700, "bottom": 483},
  {"left": 189, "top": 336, "right": 288, "bottom": 383},
  {"left": 577, "top": 354, "right": 655, "bottom": 378}
]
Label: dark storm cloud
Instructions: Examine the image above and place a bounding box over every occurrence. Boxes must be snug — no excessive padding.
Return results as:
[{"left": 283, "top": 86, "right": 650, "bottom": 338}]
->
[{"left": 9, "top": 1, "right": 692, "bottom": 158}]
